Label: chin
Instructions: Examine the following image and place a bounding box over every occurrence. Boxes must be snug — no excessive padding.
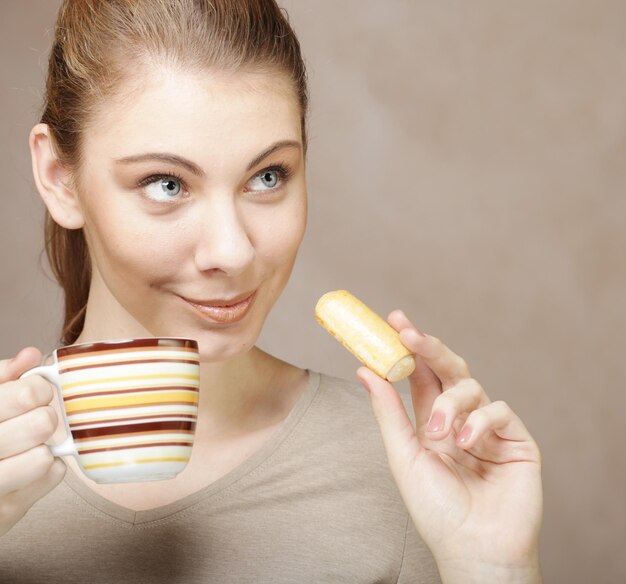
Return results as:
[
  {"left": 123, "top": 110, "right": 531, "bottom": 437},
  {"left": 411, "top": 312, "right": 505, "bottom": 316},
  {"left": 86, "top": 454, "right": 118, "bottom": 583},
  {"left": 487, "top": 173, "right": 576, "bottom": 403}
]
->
[
  {"left": 182, "top": 322, "right": 262, "bottom": 364},
  {"left": 141, "top": 286, "right": 271, "bottom": 361}
]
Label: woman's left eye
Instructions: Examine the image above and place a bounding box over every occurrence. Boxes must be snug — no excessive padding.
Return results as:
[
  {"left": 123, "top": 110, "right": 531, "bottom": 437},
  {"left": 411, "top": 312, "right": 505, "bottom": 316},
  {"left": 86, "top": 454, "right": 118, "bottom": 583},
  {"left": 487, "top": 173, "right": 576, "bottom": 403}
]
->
[
  {"left": 246, "top": 165, "right": 291, "bottom": 192},
  {"left": 137, "top": 174, "right": 186, "bottom": 203}
]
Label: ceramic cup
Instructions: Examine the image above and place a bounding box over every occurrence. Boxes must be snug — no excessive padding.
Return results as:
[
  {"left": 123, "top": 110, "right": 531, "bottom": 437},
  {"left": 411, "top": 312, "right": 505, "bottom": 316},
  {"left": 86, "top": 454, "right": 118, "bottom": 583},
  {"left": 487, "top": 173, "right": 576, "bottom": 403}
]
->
[{"left": 19, "top": 337, "right": 200, "bottom": 484}]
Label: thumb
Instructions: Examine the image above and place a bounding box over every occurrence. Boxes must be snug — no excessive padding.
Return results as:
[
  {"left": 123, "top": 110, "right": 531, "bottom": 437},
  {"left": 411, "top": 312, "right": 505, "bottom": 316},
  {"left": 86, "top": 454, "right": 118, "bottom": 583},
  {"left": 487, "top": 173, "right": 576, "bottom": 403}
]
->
[
  {"left": 0, "top": 347, "right": 43, "bottom": 383},
  {"left": 356, "top": 366, "right": 421, "bottom": 475}
]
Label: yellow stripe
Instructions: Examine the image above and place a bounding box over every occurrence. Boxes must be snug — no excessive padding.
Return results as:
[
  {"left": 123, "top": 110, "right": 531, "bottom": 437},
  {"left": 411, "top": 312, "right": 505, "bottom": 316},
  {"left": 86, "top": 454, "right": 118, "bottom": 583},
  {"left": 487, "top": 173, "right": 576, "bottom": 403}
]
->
[
  {"left": 63, "top": 373, "right": 199, "bottom": 390},
  {"left": 83, "top": 457, "right": 189, "bottom": 470},
  {"left": 65, "top": 391, "right": 198, "bottom": 414},
  {"left": 63, "top": 381, "right": 198, "bottom": 398}
]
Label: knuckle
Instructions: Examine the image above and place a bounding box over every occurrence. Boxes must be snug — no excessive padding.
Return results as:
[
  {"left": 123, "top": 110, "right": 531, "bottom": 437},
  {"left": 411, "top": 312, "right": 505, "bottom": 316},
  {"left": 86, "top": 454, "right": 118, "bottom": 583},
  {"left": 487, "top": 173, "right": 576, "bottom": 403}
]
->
[
  {"left": 17, "top": 382, "right": 39, "bottom": 409},
  {"left": 36, "top": 379, "right": 54, "bottom": 404},
  {"left": 433, "top": 392, "right": 455, "bottom": 414},
  {"left": 448, "top": 378, "right": 483, "bottom": 403},
  {"left": 468, "top": 407, "right": 489, "bottom": 426},
  {"left": 460, "top": 377, "right": 483, "bottom": 394},
  {"left": 31, "top": 444, "right": 55, "bottom": 473},
  {"left": 0, "top": 499, "right": 19, "bottom": 523},
  {"left": 430, "top": 335, "right": 443, "bottom": 353},
  {"left": 517, "top": 440, "right": 538, "bottom": 458},
  {"left": 456, "top": 356, "right": 469, "bottom": 375},
  {"left": 29, "top": 407, "right": 57, "bottom": 441},
  {"left": 18, "top": 378, "right": 52, "bottom": 409},
  {"left": 491, "top": 399, "right": 511, "bottom": 414},
  {"left": 531, "top": 440, "right": 543, "bottom": 465}
]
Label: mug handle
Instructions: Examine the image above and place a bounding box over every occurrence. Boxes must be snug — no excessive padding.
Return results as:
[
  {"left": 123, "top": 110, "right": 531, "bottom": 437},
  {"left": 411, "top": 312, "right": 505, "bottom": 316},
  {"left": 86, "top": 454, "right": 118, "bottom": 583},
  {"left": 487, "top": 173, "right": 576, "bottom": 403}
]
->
[{"left": 19, "top": 353, "right": 78, "bottom": 459}]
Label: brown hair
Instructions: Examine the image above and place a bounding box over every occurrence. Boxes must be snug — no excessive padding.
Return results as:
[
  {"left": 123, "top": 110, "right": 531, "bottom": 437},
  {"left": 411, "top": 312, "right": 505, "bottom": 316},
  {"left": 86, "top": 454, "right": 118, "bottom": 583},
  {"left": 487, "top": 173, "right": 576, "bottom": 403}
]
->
[{"left": 39, "top": 0, "right": 309, "bottom": 346}]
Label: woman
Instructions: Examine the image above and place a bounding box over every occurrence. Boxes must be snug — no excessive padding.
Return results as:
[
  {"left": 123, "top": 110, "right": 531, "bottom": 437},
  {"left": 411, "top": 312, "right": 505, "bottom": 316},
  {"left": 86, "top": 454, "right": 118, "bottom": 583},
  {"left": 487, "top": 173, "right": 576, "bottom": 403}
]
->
[{"left": 0, "top": 0, "right": 543, "bottom": 582}]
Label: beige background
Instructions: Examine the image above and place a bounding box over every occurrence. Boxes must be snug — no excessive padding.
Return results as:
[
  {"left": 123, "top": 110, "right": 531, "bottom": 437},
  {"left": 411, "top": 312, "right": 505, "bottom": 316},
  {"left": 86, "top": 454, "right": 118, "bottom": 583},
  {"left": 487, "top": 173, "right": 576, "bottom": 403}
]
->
[{"left": 2, "top": 1, "right": 625, "bottom": 582}]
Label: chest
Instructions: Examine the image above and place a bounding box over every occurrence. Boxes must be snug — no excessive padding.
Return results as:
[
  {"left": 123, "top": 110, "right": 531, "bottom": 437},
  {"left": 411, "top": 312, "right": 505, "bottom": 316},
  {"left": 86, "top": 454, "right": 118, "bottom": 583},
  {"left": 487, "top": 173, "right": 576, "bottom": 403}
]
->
[{"left": 62, "top": 424, "right": 280, "bottom": 511}]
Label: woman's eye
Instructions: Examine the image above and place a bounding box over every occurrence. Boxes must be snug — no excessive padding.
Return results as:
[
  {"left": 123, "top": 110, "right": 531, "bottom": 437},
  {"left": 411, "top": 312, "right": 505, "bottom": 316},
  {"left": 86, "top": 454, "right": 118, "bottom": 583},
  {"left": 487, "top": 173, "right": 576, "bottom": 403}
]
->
[
  {"left": 247, "top": 168, "right": 282, "bottom": 191},
  {"left": 138, "top": 175, "right": 185, "bottom": 202}
]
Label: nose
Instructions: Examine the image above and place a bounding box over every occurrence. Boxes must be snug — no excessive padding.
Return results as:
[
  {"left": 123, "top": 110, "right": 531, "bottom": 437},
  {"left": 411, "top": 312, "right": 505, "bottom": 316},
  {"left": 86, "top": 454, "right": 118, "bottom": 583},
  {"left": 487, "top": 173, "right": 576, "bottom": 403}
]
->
[{"left": 193, "top": 195, "right": 255, "bottom": 276}]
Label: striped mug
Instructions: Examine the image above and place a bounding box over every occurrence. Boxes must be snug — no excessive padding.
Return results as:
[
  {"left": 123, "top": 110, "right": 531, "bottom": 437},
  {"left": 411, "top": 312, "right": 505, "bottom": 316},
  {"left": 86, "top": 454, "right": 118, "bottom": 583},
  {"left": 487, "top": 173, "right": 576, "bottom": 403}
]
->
[{"left": 20, "top": 337, "right": 200, "bottom": 484}]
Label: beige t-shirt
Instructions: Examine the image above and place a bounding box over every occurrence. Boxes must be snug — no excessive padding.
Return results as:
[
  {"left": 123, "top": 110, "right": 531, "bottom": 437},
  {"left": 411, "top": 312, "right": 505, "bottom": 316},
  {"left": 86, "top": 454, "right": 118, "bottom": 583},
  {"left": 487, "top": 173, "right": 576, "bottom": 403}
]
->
[{"left": 0, "top": 370, "right": 441, "bottom": 583}]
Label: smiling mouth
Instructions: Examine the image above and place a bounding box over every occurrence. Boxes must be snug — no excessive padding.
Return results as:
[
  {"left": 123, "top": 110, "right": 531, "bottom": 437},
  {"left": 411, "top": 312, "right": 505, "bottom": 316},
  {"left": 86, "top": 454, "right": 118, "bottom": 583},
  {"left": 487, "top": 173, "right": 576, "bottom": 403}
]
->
[{"left": 180, "top": 291, "right": 257, "bottom": 324}]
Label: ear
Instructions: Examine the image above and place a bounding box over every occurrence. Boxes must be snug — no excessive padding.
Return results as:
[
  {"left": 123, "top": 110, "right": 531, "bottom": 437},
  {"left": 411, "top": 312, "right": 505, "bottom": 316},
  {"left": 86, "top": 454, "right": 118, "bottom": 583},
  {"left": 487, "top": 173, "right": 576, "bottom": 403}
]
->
[{"left": 29, "top": 123, "right": 85, "bottom": 229}]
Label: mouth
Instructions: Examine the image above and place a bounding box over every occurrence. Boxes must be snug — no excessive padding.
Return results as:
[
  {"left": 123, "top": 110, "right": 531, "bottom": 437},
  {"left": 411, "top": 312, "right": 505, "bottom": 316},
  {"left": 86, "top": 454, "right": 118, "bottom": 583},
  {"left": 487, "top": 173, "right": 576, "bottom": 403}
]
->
[{"left": 179, "top": 290, "right": 257, "bottom": 324}]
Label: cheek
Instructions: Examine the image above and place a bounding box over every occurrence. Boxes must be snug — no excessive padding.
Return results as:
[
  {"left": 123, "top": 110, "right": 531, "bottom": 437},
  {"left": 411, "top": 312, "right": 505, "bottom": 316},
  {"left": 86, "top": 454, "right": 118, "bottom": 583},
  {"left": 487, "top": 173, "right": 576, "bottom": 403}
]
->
[
  {"left": 253, "top": 200, "right": 307, "bottom": 265},
  {"left": 85, "top": 205, "right": 191, "bottom": 284}
]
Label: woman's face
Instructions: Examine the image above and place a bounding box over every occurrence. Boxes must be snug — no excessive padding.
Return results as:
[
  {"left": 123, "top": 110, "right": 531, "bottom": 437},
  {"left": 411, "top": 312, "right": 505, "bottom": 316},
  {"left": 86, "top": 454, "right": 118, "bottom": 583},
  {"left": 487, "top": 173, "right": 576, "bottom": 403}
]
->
[{"left": 74, "top": 68, "right": 307, "bottom": 361}]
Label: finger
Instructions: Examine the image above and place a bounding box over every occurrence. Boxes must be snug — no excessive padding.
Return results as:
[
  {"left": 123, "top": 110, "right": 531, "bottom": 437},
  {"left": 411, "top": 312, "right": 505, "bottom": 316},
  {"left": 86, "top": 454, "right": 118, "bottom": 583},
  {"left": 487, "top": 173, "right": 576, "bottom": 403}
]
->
[
  {"left": 1, "top": 458, "right": 66, "bottom": 531},
  {"left": 387, "top": 310, "right": 442, "bottom": 427},
  {"left": 0, "top": 406, "right": 58, "bottom": 459},
  {"left": 0, "top": 347, "right": 42, "bottom": 384},
  {"left": 0, "top": 376, "right": 55, "bottom": 424},
  {"left": 425, "top": 378, "right": 491, "bottom": 440},
  {"left": 0, "top": 444, "right": 56, "bottom": 498},
  {"left": 391, "top": 315, "right": 470, "bottom": 388},
  {"left": 388, "top": 309, "right": 425, "bottom": 337},
  {"left": 455, "top": 400, "right": 536, "bottom": 449},
  {"left": 357, "top": 366, "right": 421, "bottom": 475}
]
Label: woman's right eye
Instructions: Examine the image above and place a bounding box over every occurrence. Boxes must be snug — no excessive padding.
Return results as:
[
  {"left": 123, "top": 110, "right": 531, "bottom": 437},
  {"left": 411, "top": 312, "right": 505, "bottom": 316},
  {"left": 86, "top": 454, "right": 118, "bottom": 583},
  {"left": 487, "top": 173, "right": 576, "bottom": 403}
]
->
[{"left": 137, "top": 174, "right": 187, "bottom": 203}]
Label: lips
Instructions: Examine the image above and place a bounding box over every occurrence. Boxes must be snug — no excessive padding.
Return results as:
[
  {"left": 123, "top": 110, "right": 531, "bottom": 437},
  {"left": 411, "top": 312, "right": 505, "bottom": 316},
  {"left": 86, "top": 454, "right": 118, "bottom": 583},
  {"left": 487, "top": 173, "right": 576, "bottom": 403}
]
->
[
  {"left": 182, "top": 290, "right": 256, "bottom": 308},
  {"left": 180, "top": 290, "right": 257, "bottom": 324}
]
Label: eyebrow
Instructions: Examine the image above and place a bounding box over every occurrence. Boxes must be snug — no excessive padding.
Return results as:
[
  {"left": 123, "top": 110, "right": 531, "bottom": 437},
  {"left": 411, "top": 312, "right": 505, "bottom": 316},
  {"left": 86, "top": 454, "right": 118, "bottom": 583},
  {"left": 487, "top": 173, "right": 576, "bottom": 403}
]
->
[
  {"left": 245, "top": 140, "right": 301, "bottom": 171},
  {"left": 114, "top": 139, "right": 302, "bottom": 176}
]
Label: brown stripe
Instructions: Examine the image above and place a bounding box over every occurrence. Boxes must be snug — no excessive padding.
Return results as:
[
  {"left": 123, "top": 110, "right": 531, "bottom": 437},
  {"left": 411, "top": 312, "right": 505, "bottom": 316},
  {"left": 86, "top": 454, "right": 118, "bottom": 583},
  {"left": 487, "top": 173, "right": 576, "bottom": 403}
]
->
[
  {"left": 64, "top": 386, "right": 199, "bottom": 402},
  {"left": 72, "top": 420, "right": 196, "bottom": 440},
  {"left": 75, "top": 428, "right": 195, "bottom": 443},
  {"left": 78, "top": 441, "right": 194, "bottom": 455},
  {"left": 59, "top": 358, "right": 199, "bottom": 374},
  {"left": 69, "top": 413, "right": 197, "bottom": 429},
  {"left": 58, "top": 342, "right": 198, "bottom": 361}
]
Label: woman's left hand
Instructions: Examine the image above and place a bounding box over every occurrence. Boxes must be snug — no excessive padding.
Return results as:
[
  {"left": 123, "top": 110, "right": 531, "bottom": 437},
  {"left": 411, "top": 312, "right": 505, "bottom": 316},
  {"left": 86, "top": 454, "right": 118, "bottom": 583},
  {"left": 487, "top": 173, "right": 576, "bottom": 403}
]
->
[{"left": 356, "top": 310, "right": 543, "bottom": 584}]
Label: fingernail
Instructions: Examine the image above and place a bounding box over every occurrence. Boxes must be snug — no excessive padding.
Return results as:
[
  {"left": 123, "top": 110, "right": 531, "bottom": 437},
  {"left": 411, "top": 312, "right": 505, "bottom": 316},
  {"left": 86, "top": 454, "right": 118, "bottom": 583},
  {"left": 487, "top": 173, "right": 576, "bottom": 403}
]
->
[
  {"left": 457, "top": 425, "right": 473, "bottom": 444},
  {"left": 426, "top": 411, "right": 445, "bottom": 432}
]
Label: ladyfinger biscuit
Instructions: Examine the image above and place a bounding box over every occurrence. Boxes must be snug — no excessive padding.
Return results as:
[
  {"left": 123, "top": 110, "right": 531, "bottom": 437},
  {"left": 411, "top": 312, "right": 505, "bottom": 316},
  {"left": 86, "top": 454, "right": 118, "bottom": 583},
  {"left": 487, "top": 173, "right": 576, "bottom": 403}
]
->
[{"left": 315, "top": 290, "right": 416, "bottom": 382}]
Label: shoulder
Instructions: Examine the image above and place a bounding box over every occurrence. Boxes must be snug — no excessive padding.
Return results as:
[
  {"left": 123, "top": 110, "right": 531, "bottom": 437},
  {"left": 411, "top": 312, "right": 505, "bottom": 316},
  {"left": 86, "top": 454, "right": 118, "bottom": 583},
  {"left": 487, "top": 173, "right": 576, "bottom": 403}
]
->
[
  {"left": 311, "top": 370, "right": 414, "bottom": 425},
  {"left": 298, "top": 369, "right": 414, "bottom": 469}
]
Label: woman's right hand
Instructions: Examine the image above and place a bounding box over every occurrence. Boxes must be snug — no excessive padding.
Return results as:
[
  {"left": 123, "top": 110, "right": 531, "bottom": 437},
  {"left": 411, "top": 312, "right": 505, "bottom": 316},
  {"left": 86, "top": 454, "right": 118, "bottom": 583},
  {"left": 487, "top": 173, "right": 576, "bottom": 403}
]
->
[{"left": 0, "top": 347, "right": 67, "bottom": 537}]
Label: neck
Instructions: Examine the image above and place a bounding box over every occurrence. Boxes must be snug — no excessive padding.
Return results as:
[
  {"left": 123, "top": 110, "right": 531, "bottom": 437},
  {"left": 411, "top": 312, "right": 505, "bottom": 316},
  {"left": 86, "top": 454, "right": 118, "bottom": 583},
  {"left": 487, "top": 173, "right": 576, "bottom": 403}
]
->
[
  {"left": 74, "top": 289, "right": 305, "bottom": 440},
  {"left": 194, "top": 345, "right": 298, "bottom": 437}
]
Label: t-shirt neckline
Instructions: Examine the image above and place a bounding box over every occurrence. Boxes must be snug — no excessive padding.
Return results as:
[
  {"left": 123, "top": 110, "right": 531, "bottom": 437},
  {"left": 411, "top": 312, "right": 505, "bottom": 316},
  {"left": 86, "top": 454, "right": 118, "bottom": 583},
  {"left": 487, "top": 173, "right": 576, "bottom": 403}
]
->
[{"left": 61, "top": 369, "right": 322, "bottom": 526}]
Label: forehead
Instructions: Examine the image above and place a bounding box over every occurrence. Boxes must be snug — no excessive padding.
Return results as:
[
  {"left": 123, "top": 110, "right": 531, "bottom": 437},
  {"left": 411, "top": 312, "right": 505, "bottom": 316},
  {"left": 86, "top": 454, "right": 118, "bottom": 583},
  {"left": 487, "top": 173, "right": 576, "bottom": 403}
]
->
[{"left": 81, "top": 68, "right": 302, "bottom": 163}]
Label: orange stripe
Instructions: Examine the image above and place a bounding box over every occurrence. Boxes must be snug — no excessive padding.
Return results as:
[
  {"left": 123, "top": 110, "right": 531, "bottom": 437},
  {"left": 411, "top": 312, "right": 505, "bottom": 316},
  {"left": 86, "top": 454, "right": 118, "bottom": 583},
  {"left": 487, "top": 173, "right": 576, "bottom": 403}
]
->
[{"left": 68, "top": 400, "right": 197, "bottom": 415}]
